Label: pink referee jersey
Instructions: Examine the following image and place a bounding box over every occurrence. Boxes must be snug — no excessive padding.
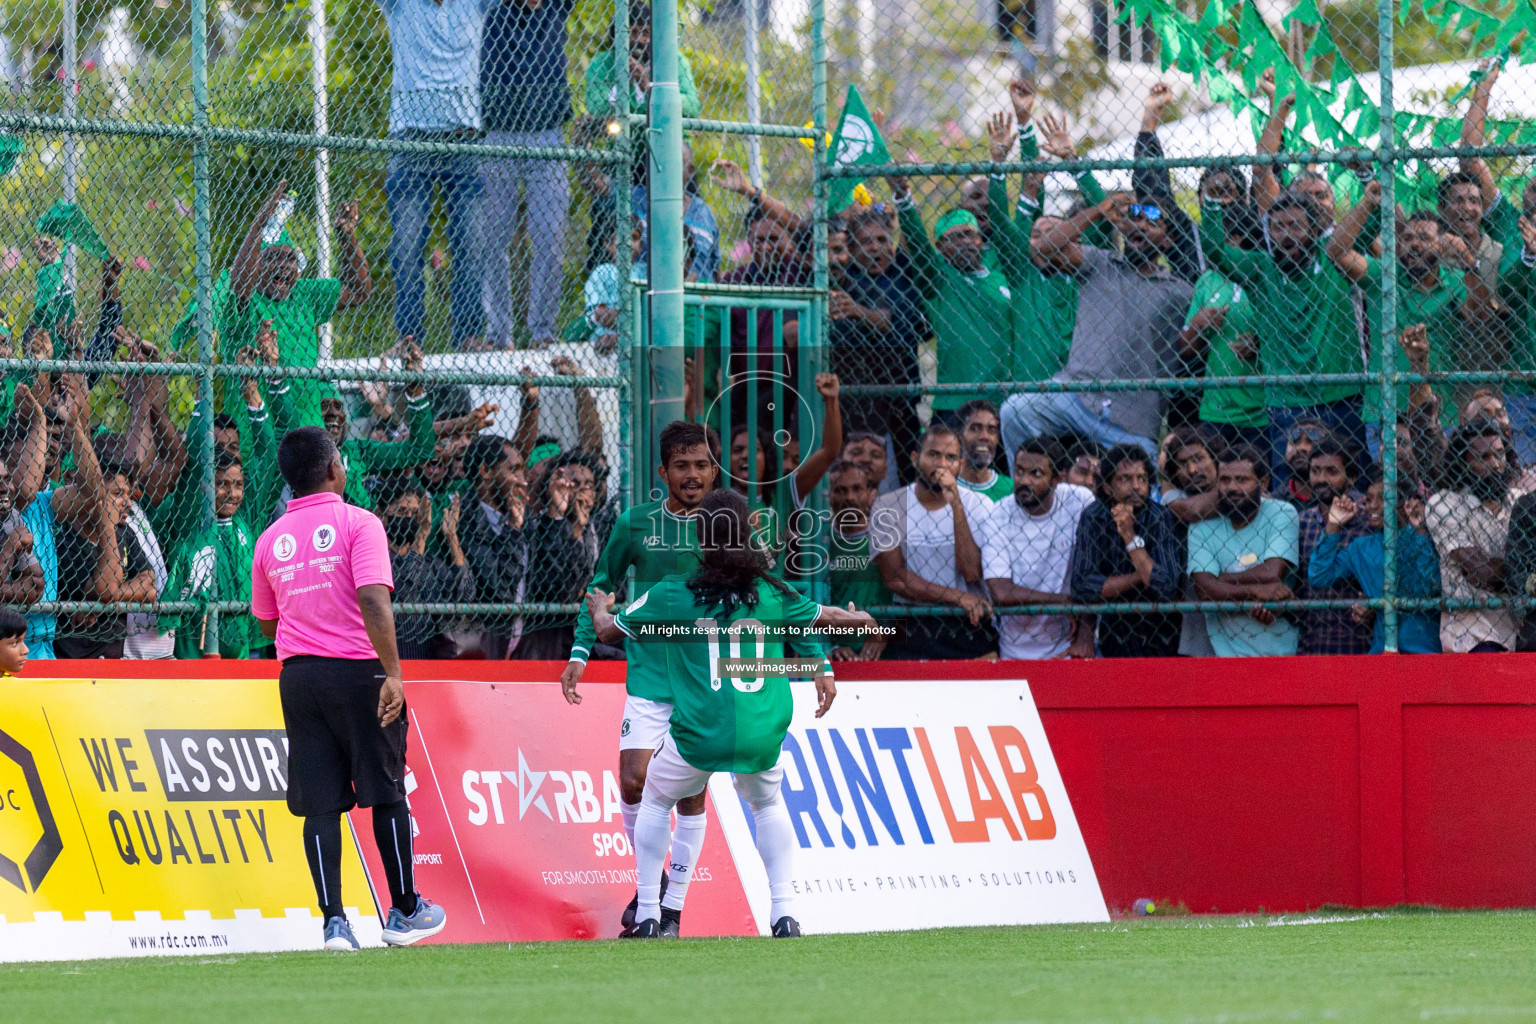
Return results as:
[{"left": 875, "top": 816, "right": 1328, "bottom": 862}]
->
[{"left": 251, "top": 491, "right": 394, "bottom": 661}]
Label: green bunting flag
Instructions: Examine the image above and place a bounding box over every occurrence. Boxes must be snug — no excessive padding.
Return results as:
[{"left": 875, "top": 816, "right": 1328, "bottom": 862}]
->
[
  {"left": 1119, "top": 0, "right": 1536, "bottom": 213},
  {"left": 827, "top": 85, "right": 891, "bottom": 214}
]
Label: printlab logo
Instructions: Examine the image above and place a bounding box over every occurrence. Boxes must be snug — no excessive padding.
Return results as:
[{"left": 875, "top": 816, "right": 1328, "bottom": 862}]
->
[
  {"left": 312, "top": 524, "right": 337, "bottom": 553},
  {"left": 0, "top": 728, "right": 63, "bottom": 893},
  {"left": 272, "top": 533, "right": 297, "bottom": 562}
]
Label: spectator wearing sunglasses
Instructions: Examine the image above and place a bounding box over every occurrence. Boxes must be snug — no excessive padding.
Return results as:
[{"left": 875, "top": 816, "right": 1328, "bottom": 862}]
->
[
  {"left": 999, "top": 187, "right": 1192, "bottom": 462},
  {"left": 1271, "top": 419, "right": 1332, "bottom": 507}
]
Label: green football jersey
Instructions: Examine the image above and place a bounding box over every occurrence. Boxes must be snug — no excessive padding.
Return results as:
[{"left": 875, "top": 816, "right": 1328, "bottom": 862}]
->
[
  {"left": 1188, "top": 270, "right": 1266, "bottom": 430},
  {"left": 615, "top": 575, "right": 823, "bottom": 774},
  {"left": 958, "top": 472, "right": 1012, "bottom": 503},
  {"left": 573, "top": 500, "right": 703, "bottom": 701}
]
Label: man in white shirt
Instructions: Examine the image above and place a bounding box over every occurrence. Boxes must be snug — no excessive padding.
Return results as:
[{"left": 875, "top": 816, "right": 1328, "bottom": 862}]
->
[
  {"left": 870, "top": 423, "right": 995, "bottom": 658},
  {"left": 982, "top": 436, "right": 1095, "bottom": 660},
  {"left": 1427, "top": 416, "right": 1530, "bottom": 652}
]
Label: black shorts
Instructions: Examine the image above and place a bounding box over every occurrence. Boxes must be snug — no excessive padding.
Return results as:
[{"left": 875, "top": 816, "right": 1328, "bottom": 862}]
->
[{"left": 279, "top": 655, "right": 408, "bottom": 817}]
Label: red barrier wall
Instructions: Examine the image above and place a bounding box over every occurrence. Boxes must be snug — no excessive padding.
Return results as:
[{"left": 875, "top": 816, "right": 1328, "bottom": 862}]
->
[{"left": 42, "top": 654, "right": 1536, "bottom": 913}]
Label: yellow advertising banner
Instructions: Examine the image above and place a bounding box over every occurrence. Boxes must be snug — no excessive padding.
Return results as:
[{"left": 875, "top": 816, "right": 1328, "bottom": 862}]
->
[{"left": 0, "top": 677, "right": 377, "bottom": 961}]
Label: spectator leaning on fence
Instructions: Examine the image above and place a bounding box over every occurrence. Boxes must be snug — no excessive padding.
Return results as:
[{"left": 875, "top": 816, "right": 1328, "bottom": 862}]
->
[
  {"left": 1492, "top": 202, "right": 1536, "bottom": 464},
  {"left": 520, "top": 451, "right": 601, "bottom": 661},
  {"left": 0, "top": 443, "right": 43, "bottom": 612},
  {"left": 891, "top": 176, "right": 1013, "bottom": 420},
  {"left": 4, "top": 379, "right": 62, "bottom": 658},
  {"left": 1200, "top": 193, "right": 1368, "bottom": 487},
  {"left": 1068, "top": 443, "right": 1183, "bottom": 658},
  {"left": 841, "top": 431, "right": 895, "bottom": 494},
  {"left": 1188, "top": 444, "right": 1301, "bottom": 658},
  {"left": 955, "top": 400, "right": 1012, "bottom": 502},
  {"left": 984, "top": 82, "right": 1111, "bottom": 398},
  {"left": 831, "top": 206, "right": 925, "bottom": 475},
  {"left": 53, "top": 439, "right": 147, "bottom": 660},
  {"left": 377, "top": 0, "right": 496, "bottom": 349},
  {"left": 583, "top": 3, "right": 699, "bottom": 127},
  {"left": 1427, "top": 416, "right": 1531, "bottom": 653},
  {"left": 1458, "top": 59, "right": 1536, "bottom": 462},
  {"left": 983, "top": 435, "right": 1095, "bottom": 661},
  {"left": 374, "top": 476, "right": 474, "bottom": 660},
  {"left": 870, "top": 423, "right": 996, "bottom": 659},
  {"left": 1328, "top": 181, "right": 1496, "bottom": 448},
  {"left": 1000, "top": 185, "right": 1192, "bottom": 461},
  {"left": 1159, "top": 425, "right": 1226, "bottom": 658},
  {"left": 458, "top": 433, "right": 529, "bottom": 659},
  {"left": 1181, "top": 200, "right": 1268, "bottom": 458},
  {"left": 288, "top": 339, "right": 437, "bottom": 511},
  {"left": 1294, "top": 438, "right": 1374, "bottom": 657},
  {"left": 479, "top": 0, "right": 576, "bottom": 351},
  {"left": 1309, "top": 465, "right": 1442, "bottom": 655},
  {"left": 223, "top": 186, "right": 372, "bottom": 429},
  {"left": 826, "top": 459, "right": 890, "bottom": 662},
  {"left": 1503, "top": 488, "right": 1536, "bottom": 652}
]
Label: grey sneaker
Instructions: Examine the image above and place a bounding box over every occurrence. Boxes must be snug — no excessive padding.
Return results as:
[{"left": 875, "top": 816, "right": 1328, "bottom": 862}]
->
[
  {"left": 323, "top": 915, "right": 359, "bottom": 951},
  {"left": 381, "top": 896, "right": 447, "bottom": 946}
]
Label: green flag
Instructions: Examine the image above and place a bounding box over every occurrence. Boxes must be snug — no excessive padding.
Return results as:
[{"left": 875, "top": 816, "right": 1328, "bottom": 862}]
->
[
  {"left": 36, "top": 200, "right": 109, "bottom": 262},
  {"left": 827, "top": 85, "right": 890, "bottom": 214}
]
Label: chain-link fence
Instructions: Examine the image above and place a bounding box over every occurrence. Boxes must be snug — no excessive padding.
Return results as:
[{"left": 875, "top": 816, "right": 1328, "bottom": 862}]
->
[{"left": 3, "top": 0, "right": 1535, "bottom": 660}]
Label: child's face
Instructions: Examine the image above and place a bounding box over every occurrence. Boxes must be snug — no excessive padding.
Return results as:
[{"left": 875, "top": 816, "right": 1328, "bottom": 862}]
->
[{"left": 0, "top": 634, "right": 28, "bottom": 675}]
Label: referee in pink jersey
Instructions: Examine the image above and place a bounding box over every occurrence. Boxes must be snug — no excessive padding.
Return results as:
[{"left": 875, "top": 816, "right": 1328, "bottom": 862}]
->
[{"left": 252, "top": 426, "right": 447, "bottom": 951}]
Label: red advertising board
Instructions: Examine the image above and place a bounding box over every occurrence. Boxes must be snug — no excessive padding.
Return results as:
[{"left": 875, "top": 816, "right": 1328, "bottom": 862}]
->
[
  {"left": 38, "top": 652, "right": 1536, "bottom": 921},
  {"left": 347, "top": 670, "right": 756, "bottom": 942}
]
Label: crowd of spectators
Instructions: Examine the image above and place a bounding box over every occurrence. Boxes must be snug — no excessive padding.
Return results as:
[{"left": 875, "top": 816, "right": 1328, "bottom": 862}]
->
[{"left": 7, "top": 12, "right": 1536, "bottom": 662}]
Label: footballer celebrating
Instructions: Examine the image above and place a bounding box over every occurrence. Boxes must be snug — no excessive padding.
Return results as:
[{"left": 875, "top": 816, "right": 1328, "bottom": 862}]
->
[
  {"left": 561, "top": 420, "right": 719, "bottom": 935},
  {"left": 588, "top": 489, "right": 876, "bottom": 938}
]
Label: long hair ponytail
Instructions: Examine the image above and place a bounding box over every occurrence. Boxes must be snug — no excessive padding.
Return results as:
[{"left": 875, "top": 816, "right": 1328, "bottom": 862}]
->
[{"left": 686, "top": 489, "right": 792, "bottom": 615}]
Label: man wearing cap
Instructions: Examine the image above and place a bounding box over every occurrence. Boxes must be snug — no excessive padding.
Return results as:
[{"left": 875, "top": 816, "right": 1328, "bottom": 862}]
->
[
  {"left": 893, "top": 179, "right": 1013, "bottom": 421},
  {"left": 223, "top": 182, "right": 373, "bottom": 433},
  {"left": 253, "top": 425, "right": 446, "bottom": 951},
  {"left": 1000, "top": 193, "right": 1192, "bottom": 460}
]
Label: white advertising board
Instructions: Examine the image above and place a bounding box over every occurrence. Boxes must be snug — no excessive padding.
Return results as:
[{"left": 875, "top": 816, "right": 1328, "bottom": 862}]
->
[{"left": 709, "top": 679, "right": 1108, "bottom": 933}]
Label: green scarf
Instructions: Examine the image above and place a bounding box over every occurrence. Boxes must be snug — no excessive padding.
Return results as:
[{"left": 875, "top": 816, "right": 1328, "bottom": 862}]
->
[{"left": 162, "top": 516, "right": 269, "bottom": 659}]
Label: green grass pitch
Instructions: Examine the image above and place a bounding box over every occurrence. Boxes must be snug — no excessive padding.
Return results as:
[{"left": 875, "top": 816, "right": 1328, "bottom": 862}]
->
[{"left": 6, "top": 910, "right": 1536, "bottom": 1023}]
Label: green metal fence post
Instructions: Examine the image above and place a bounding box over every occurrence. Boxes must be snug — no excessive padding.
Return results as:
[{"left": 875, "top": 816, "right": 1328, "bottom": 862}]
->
[
  {"left": 808, "top": 0, "right": 830, "bottom": 605},
  {"left": 1378, "top": 0, "right": 1400, "bottom": 652},
  {"left": 648, "top": 0, "right": 686, "bottom": 444},
  {"left": 615, "top": 0, "right": 634, "bottom": 506},
  {"left": 192, "top": 0, "right": 218, "bottom": 656}
]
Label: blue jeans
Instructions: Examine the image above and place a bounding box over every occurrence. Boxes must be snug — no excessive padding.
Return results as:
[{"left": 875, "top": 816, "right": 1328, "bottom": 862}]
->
[
  {"left": 1000, "top": 391, "right": 1158, "bottom": 463},
  {"left": 479, "top": 130, "right": 569, "bottom": 346},
  {"left": 1268, "top": 398, "right": 1367, "bottom": 489},
  {"left": 1506, "top": 393, "right": 1536, "bottom": 466},
  {"left": 386, "top": 146, "right": 484, "bottom": 347}
]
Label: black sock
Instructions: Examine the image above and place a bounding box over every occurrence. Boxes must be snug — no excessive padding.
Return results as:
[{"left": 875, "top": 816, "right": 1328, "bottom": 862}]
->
[
  {"left": 372, "top": 800, "right": 418, "bottom": 916},
  {"left": 303, "top": 814, "right": 344, "bottom": 921}
]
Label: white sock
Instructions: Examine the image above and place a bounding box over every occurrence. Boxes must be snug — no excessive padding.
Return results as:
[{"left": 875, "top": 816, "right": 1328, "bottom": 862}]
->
[
  {"left": 622, "top": 799, "right": 640, "bottom": 848},
  {"left": 751, "top": 793, "right": 797, "bottom": 924},
  {"left": 660, "top": 811, "right": 707, "bottom": 912},
  {"left": 633, "top": 800, "right": 673, "bottom": 924}
]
